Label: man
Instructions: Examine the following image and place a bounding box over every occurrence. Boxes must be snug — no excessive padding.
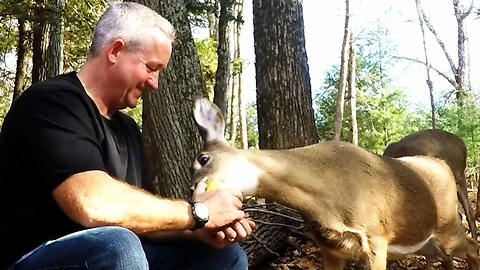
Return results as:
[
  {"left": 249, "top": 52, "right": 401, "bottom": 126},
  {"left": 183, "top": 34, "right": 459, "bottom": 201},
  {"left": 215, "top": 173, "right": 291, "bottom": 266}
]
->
[{"left": 0, "top": 2, "right": 255, "bottom": 269}]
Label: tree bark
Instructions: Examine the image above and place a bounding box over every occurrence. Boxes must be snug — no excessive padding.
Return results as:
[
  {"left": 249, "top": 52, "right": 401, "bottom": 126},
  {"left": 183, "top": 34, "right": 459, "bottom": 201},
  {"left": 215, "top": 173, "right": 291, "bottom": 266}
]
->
[
  {"left": 31, "top": 0, "right": 49, "bottom": 84},
  {"left": 213, "top": 0, "right": 233, "bottom": 116},
  {"left": 249, "top": 0, "right": 318, "bottom": 267},
  {"left": 253, "top": 0, "right": 317, "bottom": 150},
  {"left": 132, "top": 0, "right": 206, "bottom": 199},
  {"left": 44, "top": 0, "right": 64, "bottom": 79}
]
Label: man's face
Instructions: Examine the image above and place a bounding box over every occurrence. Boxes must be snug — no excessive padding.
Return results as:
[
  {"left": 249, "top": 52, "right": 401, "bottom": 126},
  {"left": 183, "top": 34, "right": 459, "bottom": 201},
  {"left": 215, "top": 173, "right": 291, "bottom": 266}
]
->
[{"left": 112, "top": 30, "right": 172, "bottom": 109}]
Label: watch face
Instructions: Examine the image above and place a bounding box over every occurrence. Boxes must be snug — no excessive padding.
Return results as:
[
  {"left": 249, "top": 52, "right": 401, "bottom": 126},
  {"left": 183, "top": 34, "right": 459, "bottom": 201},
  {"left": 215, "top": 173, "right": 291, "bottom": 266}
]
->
[{"left": 195, "top": 203, "right": 210, "bottom": 220}]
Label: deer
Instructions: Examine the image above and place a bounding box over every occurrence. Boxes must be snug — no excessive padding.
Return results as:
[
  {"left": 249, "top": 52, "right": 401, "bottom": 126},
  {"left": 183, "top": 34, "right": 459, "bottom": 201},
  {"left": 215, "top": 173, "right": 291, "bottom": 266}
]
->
[
  {"left": 383, "top": 129, "right": 477, "bottom": 243},
  {"left": 190, "top": 96, "right": 479, "bottom": 270}
]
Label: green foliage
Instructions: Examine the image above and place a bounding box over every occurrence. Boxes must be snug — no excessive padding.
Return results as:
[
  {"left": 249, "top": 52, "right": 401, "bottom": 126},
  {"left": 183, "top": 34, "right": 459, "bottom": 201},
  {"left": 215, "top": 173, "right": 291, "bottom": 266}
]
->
[
  {"left": 195, "top": 37, "right": 217, "bottom": 99},
  {"left": 239, "top": 102, "right": 258, "bottom": 148},
  {"left": 63, "top": 0, "right": 108, "bottom": 70},
  {"left": 122, "top": 99, "right": 143, "bottom": 129},
  {"left": 185, "top": 0, "right": 216, "bottom": 28},
  {"left": 315, "top": 24, "right": 428, "bottom": 154},
  {"left": 434, "top": 91, "right": 480, "bottom": 182},
  {"left": 0, "top": 19, "right": 17, "bottom": 54}
]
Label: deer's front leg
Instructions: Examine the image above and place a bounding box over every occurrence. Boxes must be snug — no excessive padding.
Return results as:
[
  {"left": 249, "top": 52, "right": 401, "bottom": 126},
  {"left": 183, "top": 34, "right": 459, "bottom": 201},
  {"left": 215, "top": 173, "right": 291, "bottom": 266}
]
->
[
  {"left": 365, "top": 237, "right": 388, "bottom": 270},
  {"left": 320, "top": 249, "right": 345, "bottom": 270}
]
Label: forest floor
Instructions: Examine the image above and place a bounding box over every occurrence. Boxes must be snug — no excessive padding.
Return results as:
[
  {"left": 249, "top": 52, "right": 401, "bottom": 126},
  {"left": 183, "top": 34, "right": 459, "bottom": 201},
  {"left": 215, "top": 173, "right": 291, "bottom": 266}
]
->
[{"left": 258, "top": 190, "right": 479, "bottom": 270}]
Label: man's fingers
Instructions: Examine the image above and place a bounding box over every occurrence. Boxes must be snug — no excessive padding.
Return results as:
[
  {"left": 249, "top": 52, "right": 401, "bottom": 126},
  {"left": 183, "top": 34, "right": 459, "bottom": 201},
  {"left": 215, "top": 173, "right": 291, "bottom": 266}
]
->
[
  {"left": 193, "top": 182, "right": 207, "bottom": 198},
  {"left": 222, "top": 226, "right": 237, "bottom": 241}
]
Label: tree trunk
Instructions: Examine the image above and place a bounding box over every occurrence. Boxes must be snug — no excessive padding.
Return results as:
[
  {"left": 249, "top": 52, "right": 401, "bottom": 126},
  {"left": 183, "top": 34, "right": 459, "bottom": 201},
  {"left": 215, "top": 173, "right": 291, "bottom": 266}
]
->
[
  {"left": 228, "top": 67, "right": 237, "bottom": 144},
  {"left": 253, "top": 0, "right": 317, "bottom": 150},
  {"left": 44, "top": 0, "right": 64, "bottom": 79},
  {"left": 13, "top": 18, "right": 31, "bottom": 104},
  {"left": 415, "top": 0, "right": 436, "bottom": 129},
  {"left": 249, "top": 0, "right": 318, "bottom": 267},
  {"left": 208, "top": 0, "right": 219, "bottom": 41},
  {"left": 415, "top": 0, "right": 473, "bottom": 107},
  {"left": 348, "top": 30, "right": 358, "bottom": 145},
  {"left": 334, "top": 0, "right": 350, "bottom": 141},
  {"left": 235, "top": 0, "right": 248, "bottom": 149},
  {"left": 132, "top": 0, "right": 206, "bottom": 199},
  {"left": 31, "top": 0, "right": 49, "bottom": 84},
  {"left": 213, "top": 0, "right": 233, "bottom": 116}
]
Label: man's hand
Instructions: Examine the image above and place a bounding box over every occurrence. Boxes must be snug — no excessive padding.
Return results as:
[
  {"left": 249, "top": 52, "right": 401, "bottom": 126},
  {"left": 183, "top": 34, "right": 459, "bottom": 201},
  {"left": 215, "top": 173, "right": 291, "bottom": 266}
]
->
[
  {"left": 194, "top": 218, "right": 256, "bottom": 249},
  {"left": 192, "top": 182, "right": 245, "bottom": 230},
  {"left": 217, "top": 218, "right": 256, "bottom": 242}
]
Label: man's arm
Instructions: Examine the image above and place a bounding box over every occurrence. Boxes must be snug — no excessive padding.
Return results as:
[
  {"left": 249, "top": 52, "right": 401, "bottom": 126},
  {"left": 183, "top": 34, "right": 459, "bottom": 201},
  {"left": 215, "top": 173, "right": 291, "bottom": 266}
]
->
[{"left": 52, "top": 170, "right": 245, "bottom": 234}]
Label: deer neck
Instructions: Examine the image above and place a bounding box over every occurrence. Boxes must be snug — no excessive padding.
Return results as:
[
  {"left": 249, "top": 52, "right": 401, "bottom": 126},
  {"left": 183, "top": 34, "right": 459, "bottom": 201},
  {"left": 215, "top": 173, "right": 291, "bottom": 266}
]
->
[{"left": 242, "top": 149, "right": 328, "bottom": 219}]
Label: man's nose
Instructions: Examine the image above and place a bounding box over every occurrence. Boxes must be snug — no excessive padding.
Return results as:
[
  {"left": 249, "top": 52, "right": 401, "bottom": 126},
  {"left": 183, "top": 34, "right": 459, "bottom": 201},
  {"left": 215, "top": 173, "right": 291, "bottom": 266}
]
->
[{"left": 147, "top": 73, "right": 159, "bottom": 90}]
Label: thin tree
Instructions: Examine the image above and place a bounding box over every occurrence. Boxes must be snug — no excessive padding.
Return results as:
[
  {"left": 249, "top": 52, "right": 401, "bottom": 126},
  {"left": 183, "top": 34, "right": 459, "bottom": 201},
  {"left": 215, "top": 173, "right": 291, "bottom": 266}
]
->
[
  {"left": 348, "top": 31, "right": 358, "bottom": 145},
  {"left": 410, "top": 0, "right": 474, "bottom": 106},
  {"left": 334, "top": 0, "right": 351, "bottom": 141},
  {"left": 415, "top": 0, "right": 436, "bottom": 128},
  {"left": 212, "top": 0, "right": 234, "bottom": 116},
  {"left": 235, "top": 0, "right": 248, "bottom": 149},
  {"left": 13, "top": 18, "right": 31, "bottom": 104}
]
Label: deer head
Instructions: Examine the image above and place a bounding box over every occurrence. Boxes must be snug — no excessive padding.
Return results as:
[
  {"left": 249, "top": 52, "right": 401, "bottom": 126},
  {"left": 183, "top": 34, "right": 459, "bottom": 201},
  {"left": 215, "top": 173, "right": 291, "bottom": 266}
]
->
[{"left": 191, "top": 96, "right": 261, "bottom": 196}]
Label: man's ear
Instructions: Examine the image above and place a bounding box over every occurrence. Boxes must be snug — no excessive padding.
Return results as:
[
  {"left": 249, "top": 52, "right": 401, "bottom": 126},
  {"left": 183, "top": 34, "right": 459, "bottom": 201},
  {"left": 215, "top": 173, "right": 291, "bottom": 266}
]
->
[{"left": 107, "top": 39, "right": 126, "bottom": 64}]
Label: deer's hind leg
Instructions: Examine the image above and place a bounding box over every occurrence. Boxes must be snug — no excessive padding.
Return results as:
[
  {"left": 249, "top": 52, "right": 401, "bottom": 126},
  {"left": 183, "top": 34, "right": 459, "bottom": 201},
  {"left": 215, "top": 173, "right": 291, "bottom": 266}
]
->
[{"left": 436, "top": 220, "right": 479, "bottom": 270}]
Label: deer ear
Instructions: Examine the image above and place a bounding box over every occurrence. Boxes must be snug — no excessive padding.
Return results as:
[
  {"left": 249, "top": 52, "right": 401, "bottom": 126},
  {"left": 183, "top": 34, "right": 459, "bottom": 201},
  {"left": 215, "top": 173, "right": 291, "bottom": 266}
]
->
[{"left": 193, "top": 96, "right": 226, "bottom": 143}]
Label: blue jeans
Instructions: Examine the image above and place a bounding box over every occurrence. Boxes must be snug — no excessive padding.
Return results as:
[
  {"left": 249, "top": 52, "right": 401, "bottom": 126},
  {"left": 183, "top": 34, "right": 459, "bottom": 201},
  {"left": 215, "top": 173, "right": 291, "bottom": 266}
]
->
[{"left": 8, "top": 226, "right": 248, "bottom": 270}]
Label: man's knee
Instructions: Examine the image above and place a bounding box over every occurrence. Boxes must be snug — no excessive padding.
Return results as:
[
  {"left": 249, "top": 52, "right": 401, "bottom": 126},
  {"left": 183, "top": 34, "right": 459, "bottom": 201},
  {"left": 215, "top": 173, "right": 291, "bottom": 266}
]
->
[
  {"left": 87, "top": 226, "right": 148, "bottom": 268},
  {"left": 218, "top": 244, "right": 248, "bottom": 270}
]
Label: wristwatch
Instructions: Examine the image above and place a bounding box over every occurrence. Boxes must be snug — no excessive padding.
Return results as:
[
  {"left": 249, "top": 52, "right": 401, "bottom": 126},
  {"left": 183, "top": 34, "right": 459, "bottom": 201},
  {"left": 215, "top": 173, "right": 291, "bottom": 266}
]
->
[{"left": 189, "top": 201, "right": 210, "bottom": 231}]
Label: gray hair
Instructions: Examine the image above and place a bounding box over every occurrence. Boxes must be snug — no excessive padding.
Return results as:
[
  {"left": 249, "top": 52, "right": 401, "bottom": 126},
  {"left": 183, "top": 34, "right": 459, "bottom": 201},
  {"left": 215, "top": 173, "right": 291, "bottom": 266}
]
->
[{"left": 88, "top": 2, "right": 175, "bottom": 58}]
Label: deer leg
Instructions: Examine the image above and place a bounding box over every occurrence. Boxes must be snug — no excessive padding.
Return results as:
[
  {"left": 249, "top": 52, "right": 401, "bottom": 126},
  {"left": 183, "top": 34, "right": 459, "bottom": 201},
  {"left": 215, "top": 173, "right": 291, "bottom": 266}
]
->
[
  {"left": 320, "top": 249, "right": 345, "bottom": 270},
  {"left": 456, "top": 174, "right": 477, "bottom": 241},
  {"left": 365, "top": 238, "right": 388, "bottom": 270},
  {"left": 437, "top": 221, "right": 479, "bottom": 270}
]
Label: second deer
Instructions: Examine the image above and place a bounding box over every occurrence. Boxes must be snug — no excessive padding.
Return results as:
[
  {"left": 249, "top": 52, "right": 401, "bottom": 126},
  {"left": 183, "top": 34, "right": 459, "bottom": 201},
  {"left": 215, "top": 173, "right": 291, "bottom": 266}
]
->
[
  {"left": 383, "top": 129, "right": 477, "bottom": 243},
  {"left": 191, "top": 97, "right": 479, "bottom": 270}
]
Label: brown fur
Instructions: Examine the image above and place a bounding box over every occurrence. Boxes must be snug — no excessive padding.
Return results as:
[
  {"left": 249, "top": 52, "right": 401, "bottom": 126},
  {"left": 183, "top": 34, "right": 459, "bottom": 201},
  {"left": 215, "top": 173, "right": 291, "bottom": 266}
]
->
[{"left": 383, "top": 129, "right": 477, "bottom": 242}]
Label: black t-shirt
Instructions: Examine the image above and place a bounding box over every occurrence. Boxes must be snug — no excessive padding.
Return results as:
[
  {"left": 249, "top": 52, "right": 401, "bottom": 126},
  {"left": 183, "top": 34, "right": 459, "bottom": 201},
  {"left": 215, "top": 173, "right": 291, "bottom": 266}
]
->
[{"left": 0, "top": 71, "right": 153, "bottom": 267}]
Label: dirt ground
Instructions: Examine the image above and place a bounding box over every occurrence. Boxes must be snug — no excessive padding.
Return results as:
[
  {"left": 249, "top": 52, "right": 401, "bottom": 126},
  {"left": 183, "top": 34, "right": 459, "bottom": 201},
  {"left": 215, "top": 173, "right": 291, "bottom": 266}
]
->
[{"left": 259, "top": 190, "right": 479, "bottom": 270}]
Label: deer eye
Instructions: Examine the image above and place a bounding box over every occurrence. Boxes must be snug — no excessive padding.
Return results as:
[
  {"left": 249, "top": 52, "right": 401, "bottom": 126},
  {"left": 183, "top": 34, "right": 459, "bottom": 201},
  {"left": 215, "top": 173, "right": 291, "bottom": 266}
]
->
[{"left": 197, "top": 154, "right": 211, "bottom": 167}]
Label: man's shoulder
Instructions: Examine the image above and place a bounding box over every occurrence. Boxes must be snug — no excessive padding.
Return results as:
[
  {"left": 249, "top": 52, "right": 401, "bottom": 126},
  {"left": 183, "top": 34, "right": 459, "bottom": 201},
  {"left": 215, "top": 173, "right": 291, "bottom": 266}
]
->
[
  {"left": 25, "top": 71, "right": 83, "bottom": 96},
  {"left": 14, "top": 72, "right": 90, "bottom": 110}
]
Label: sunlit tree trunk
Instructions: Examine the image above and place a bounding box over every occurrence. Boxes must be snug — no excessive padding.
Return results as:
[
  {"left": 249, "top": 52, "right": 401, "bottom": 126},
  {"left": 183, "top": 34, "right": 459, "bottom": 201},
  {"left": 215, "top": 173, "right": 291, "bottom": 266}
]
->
[
  {"left": 348, "top": 31, "right": 358, "bottom": 145},
  {"left": 235, "top": 0, "right": 248, "bottom": 149},
  {"left": 415, "top": 0, "right": 436, "bottom": 129},
  {"left": 13, "top": 19, "right": 31, "bottom": 104},
  {"left": 132, "top": 0, "right": 206, "bottom": 199},
  {"left": 207, "top": 0, "right": 219, "bottom": 41},
  {"left": 334, "top": 0, "right": 351, "bottom": 141}
]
